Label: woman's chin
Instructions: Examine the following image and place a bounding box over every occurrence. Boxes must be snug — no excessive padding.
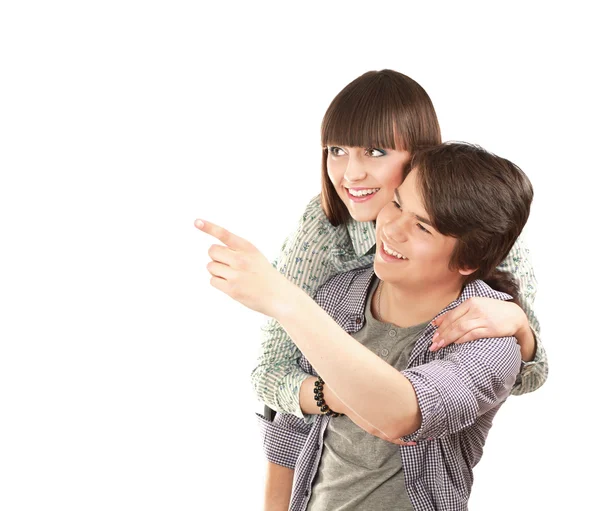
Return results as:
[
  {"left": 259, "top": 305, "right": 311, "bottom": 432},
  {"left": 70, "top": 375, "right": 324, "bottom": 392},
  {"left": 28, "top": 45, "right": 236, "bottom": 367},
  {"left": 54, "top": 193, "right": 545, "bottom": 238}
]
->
[{"left": 346, "top": 203, "right": 379, "bottom": 223}]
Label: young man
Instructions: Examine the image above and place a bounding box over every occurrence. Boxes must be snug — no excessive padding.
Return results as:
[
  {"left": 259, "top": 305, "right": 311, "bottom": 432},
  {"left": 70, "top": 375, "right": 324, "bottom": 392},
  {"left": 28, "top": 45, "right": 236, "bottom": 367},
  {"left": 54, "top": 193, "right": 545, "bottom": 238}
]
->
[{"left": 196, "top": 142, "right": 535, "bottom": 510}]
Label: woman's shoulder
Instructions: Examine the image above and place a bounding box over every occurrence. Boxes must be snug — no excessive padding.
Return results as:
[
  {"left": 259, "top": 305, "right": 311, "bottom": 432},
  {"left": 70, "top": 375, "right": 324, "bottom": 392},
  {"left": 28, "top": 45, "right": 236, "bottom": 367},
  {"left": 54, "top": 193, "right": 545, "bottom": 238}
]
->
[
  {"left": 302, "top": 194, "right": 330, "bottom": 220},
  {"left": 277, "top": 194, "right": 343, "bottom": 266},
  {"left": 305, "top": 193, "right": 323, "bottom": 211},
  {"left": 295, "top": 194, "right": 346, "bottom": 236}
]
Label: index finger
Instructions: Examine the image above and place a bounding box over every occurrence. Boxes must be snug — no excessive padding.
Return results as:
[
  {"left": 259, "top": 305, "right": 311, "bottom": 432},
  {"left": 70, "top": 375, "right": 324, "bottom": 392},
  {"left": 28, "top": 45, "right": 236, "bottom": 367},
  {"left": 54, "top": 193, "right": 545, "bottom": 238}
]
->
[{"left": 194, "top": 219, "right": 252, "bottom": 251}]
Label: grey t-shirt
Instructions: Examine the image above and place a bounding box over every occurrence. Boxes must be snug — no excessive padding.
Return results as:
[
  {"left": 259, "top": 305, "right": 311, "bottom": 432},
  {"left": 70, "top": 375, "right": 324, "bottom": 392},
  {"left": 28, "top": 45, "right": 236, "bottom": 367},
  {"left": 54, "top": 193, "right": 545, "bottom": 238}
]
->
[{"left": 307, "top": 279, "right": 430, "bottom": 511}]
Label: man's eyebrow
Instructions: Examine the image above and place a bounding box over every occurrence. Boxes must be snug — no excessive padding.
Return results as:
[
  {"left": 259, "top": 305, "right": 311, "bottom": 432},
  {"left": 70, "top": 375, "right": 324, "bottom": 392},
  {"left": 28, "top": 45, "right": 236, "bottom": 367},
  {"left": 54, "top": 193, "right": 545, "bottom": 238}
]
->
[{"left": 394, "top": 189, "right": 434, "bottom": 227}]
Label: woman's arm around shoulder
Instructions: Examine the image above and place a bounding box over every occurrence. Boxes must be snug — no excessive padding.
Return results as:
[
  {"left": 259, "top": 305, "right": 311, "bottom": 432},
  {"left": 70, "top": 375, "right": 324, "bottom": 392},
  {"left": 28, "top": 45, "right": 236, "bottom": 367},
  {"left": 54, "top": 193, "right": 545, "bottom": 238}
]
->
[{"left": 498, "top": 235, "right": 548, "bottom": 395}]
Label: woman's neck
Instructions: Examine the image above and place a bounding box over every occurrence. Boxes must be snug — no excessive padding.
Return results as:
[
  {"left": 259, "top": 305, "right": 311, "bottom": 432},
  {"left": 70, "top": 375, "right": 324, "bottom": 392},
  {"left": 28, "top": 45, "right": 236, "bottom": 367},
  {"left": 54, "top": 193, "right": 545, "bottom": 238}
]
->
[{"left": 374, "top": 279, "right": 463, "bottom": 328}]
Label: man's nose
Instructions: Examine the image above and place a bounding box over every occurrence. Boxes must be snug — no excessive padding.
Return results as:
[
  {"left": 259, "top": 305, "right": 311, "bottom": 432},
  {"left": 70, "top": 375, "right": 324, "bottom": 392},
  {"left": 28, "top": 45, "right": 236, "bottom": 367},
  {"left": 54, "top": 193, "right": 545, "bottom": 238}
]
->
[{"left": 382, "top": 215, "right": 409, "bottom": 243}]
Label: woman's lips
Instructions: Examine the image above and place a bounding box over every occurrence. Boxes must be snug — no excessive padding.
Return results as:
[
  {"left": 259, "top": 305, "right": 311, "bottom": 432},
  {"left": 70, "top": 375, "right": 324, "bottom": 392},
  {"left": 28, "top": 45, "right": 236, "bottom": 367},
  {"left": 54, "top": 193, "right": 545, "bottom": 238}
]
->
[{"left": 345, "top": 188, "right": 379, "bottom": 203}]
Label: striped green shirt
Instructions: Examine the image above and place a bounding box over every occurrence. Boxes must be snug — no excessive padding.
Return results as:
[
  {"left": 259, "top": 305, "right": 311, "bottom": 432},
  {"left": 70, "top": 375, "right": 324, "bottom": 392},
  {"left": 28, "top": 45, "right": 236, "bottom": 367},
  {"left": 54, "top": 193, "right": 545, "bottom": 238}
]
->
[{"left": 250, "top": 195, "right": 548, "bottom": 418}]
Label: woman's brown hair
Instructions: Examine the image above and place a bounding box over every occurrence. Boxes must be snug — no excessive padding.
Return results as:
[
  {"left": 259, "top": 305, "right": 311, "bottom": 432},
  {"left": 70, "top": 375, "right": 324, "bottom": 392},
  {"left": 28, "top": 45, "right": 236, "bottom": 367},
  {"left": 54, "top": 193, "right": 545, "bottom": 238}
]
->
[
  {"left": 320, "top": 70, "right": 442, "bottom": 226},
  {"left": 408, "top": 142, "right": 534, "bottom": 302}
]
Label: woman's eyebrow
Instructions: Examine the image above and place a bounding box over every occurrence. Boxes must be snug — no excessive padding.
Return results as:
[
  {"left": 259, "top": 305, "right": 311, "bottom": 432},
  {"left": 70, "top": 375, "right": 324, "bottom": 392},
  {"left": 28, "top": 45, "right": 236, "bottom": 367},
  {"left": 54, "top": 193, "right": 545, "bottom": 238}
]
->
[{"left": 394, "top": 189, "right": 434, "bottom": 227}]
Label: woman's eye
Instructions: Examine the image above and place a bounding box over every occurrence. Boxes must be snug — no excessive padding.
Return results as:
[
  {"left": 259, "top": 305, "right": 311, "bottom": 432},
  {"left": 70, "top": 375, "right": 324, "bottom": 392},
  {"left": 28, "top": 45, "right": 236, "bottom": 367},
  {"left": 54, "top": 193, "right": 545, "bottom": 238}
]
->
[
  {"left": 392, "top": 200, "right": 402, "bottom": 210},
  {"left": 367, "top": 148, "right": 386, "bottom": 157},
  {"left": 328, "top": 146, "right": 345, "bottom": 156}
]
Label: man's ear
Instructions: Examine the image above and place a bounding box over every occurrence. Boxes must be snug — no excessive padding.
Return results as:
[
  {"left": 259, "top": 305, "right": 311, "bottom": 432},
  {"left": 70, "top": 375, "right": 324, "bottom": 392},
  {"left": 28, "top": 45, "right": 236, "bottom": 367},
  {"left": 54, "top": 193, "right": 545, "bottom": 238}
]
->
[{"left": 458, "top": 267, "right": 477, "bottom": 277}]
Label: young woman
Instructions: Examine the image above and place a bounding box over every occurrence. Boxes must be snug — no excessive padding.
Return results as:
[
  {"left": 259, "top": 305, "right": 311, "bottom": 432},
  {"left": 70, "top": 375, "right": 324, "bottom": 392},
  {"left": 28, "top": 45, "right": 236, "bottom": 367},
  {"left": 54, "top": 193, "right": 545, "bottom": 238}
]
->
[
  {"left": 196, "top": 142, "right": 537, "bottom": 510},
  {"left": 251, "top": 70, "right": 546, "bottom": 424}
]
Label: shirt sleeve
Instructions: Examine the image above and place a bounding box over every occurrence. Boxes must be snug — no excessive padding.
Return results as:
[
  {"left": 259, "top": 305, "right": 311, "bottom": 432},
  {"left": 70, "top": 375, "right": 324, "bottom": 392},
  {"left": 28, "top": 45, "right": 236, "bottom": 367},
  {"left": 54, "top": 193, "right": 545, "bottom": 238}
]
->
[
  {"left": 256, "top": 412, "right": 312, "bottom": 470},
  {"left": 497, "top": 235, "right": 549, "bottom": 395},
  {"left": 250, "top": 195, "right": 345, "bottom": 418},
  {"left": 400, "top": 336, "right": 521, "bottom": 442}
]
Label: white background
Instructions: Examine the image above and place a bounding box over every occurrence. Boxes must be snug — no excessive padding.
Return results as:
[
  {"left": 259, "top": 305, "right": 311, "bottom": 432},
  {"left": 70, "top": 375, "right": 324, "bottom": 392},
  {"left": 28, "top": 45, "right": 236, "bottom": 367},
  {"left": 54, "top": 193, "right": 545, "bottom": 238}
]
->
[{"left": 1, "top": 1, "right": 598, "bottom": 510}]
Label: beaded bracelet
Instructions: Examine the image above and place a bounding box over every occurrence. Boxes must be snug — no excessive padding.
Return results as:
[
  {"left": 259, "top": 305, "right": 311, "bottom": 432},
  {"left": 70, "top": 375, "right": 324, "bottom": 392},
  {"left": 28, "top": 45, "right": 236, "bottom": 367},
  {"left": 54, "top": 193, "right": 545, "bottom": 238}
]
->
[{"left": 313, "top": 376, "right": 341, "bottom": 417}]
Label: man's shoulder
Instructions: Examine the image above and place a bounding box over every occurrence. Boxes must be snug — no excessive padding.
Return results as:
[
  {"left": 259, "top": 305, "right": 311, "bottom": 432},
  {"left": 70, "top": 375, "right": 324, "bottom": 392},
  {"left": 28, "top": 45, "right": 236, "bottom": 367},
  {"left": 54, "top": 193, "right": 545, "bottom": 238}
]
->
[
  {"left": 460, "top": 279, "right": 513, "bottom": 303},
  {"left": 316, "top": 266, "right": 374, "bottom": 297},
  {"left": 314, "top": 267, "right": 374, "bottom": 316}
]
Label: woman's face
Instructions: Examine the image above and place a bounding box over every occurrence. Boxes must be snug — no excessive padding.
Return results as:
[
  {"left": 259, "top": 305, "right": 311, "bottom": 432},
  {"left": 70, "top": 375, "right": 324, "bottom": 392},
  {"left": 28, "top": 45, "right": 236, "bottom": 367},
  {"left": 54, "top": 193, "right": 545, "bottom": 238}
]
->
[{"left": 327, "top": 145, "right": 411, "bottom": 223}]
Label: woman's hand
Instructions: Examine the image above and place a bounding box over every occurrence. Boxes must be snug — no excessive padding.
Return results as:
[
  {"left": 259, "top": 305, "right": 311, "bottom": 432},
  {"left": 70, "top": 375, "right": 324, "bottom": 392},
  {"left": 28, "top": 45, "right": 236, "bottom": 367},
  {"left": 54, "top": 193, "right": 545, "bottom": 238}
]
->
[
  {"left": 429, "top": 297, "right": 535, "bottom": 361},
  {"left": 195, "top": 219, "right": 291, "bottom": 317}
]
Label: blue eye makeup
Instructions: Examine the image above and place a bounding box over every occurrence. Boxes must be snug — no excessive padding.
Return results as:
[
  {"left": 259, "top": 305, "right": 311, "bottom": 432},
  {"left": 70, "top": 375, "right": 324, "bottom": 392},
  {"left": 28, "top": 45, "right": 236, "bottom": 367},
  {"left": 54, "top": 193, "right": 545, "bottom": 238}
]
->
[{"left": 367, "top": 148, "right": 386, "bottom": 157}]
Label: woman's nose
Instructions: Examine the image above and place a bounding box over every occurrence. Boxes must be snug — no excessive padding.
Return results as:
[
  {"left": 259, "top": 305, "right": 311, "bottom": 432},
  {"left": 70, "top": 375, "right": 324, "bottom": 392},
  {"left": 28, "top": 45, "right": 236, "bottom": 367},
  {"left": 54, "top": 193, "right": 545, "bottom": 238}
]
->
[{"left": 343, "top": 155, "right": 367, "bottom": 183}]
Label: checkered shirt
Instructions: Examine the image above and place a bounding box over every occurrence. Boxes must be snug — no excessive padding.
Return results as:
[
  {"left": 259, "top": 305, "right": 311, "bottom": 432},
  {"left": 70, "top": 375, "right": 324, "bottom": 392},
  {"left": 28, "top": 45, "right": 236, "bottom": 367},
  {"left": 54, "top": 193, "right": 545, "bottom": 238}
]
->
[
  {"left": 251, "top": 195, "right": 547, "bottom": 420},
  {"left": 258, "top": 267, "right": 522, "bottom": 511}
]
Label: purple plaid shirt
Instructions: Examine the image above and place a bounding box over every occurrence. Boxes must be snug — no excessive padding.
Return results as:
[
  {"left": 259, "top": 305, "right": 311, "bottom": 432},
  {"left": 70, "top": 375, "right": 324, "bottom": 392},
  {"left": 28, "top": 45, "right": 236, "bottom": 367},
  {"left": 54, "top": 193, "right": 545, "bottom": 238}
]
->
[{"left": 258, "top": 267, "right": 521, "bottom": 510}]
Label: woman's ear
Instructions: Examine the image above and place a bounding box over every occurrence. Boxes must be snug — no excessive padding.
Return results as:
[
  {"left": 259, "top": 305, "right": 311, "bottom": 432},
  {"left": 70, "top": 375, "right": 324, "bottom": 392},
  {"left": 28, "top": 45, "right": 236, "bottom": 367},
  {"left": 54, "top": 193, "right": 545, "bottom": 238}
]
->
[{"left": 458, "top": 267, "right": 477, "bottom": 277}]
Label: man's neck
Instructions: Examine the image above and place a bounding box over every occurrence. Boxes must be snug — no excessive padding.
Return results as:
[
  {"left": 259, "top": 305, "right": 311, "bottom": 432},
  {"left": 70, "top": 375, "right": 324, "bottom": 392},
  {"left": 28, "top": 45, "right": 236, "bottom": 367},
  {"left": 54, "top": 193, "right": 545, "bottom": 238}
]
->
[{"left": 376, "top": 279, "right": 464, "bottom": 328}]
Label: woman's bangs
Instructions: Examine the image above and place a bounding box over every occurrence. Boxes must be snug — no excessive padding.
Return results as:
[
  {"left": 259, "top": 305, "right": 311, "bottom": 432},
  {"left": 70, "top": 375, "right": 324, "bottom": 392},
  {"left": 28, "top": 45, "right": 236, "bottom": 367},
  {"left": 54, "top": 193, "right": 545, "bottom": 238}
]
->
[{"left": 321, "top": 99, "right": 405, "bottom": 151}]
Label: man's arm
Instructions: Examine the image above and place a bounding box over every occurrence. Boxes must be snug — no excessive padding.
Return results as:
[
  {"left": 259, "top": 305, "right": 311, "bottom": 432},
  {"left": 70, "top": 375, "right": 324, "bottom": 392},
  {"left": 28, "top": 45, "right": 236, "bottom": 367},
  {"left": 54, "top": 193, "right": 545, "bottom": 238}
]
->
[
  {"left": 274, "top": 284, "right": 522, "bottom": 440},
  {"left": 273, "top": 284, "right": 422, "bottom": 439},
  {"left": 196, "top": 220, "right": 521, "bottom": 439},
  {"left": 401, "top": 336, "right": 521, "bottom": 442},
  {"left": 250, "top": 195, "right": 342, "bottom": 418},
  {"left": 299, "top": 376, "right": 416, "bottom": 446}
]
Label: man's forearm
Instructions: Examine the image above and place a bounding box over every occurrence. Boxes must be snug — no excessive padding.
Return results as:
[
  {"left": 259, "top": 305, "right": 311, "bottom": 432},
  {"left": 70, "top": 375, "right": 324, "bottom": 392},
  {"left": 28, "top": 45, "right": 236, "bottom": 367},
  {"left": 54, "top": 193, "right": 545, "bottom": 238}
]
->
[
  {"left": 264, "top": 461, "right": 294, "bottom": 511},
  {"left": 274, "top": 285, "right": 420, "bottom": 439}
]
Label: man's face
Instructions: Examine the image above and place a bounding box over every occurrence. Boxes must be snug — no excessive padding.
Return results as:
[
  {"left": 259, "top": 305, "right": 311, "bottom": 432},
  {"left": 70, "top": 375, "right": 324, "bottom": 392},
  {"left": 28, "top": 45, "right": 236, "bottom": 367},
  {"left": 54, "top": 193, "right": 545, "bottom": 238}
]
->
[{"left": 374, "top": 170, "right": 465, "bottom": 292}]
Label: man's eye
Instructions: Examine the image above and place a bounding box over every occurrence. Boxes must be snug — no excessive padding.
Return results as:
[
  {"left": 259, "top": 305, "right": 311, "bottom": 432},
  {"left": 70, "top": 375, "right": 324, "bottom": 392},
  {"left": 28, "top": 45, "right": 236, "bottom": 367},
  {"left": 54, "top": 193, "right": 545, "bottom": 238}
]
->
[
  {"left": 367, "top": 148, "right": 386, "bottom": 157},
  {"left": 392, "top": 200, "right": 402, "bottom": 210},
  {"left": 417, "top": 223, "right": 431, "bottom": 234}
]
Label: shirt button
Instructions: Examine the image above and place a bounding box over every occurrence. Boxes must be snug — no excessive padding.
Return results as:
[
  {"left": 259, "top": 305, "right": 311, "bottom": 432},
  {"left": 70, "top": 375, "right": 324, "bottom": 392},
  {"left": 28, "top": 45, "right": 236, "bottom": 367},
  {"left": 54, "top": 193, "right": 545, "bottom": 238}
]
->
[
  {"left": 389, "top": 330, "right": 397, "bottom": 337},
  {"left": 355, "top": 317, "right": 362, "bottom": 325},
  {"left": 381, "top": 348, "right": 390, "bottom": 357},
  {"left": 305, "top": 489, "right": 310, "bottom": 497}
]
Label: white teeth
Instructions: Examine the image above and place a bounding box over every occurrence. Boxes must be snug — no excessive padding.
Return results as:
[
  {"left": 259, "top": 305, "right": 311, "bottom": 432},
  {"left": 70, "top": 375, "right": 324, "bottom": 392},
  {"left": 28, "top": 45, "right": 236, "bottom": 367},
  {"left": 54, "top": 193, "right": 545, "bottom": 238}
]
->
[
  {"left": 382, "top": 241, "right": 407, "bottom": 260},
  {"left": 348, "top": 188, "right": 380, "bottom": 197}
]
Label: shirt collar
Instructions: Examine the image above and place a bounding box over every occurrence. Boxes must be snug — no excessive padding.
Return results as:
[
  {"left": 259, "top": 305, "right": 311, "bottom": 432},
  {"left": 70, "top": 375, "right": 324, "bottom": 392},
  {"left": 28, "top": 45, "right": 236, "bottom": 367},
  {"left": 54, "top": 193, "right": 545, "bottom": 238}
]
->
[
  {"left": 346, "top": 268, "right": 513, "bottom": 323},
  {"left": 346, "top": 217, "right": 377, "bottom": 257}
]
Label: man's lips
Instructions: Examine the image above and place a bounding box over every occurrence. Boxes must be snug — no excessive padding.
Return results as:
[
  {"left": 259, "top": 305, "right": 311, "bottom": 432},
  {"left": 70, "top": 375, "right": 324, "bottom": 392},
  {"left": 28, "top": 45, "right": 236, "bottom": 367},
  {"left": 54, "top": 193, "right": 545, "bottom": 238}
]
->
[{"left": 379, "top": 240, "right": 408, "bottom": 261}]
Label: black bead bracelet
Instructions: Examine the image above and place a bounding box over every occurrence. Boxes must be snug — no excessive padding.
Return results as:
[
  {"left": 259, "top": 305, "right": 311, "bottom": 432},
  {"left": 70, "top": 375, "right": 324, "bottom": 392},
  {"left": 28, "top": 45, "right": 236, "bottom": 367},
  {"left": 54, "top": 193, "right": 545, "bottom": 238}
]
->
[{"left": 314, "top": 376, "right": 341, "bottom": 417}]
